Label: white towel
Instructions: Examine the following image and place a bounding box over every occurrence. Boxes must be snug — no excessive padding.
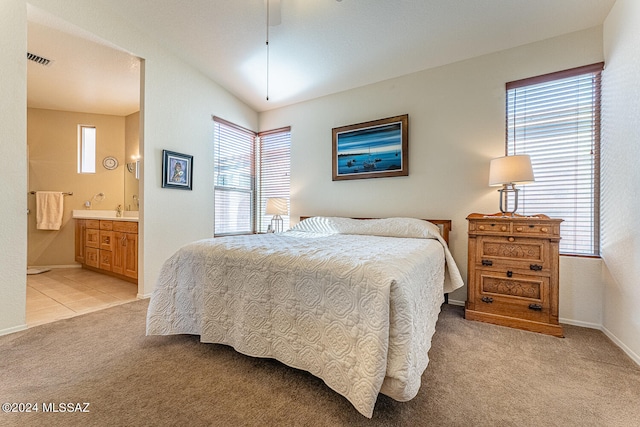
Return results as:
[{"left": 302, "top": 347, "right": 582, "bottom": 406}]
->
[{"left": 36, "top": 191, "right": 64, "bottom": 230}]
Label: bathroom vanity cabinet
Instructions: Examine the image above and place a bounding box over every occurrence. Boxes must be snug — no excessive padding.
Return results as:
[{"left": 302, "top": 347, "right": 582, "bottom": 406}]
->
[{"left": 75, "top": 218, "right": 138, "bottom": 283}]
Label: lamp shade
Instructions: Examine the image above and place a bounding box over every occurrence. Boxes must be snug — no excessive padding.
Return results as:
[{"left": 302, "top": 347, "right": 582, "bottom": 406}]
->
[
  {"left": 266, "top": 197, "right": 288, "bottom": 215},
  {"left": 489, "top": 155, "right": 535, "bottom": 186}
]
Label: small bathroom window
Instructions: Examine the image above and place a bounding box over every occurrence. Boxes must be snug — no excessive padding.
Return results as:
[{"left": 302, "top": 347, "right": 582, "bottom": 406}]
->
[{"left": 78, "top": 125, "right": 96, "bottom": 174}]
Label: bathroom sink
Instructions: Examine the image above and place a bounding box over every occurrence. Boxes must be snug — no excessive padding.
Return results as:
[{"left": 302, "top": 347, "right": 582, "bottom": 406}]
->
[{"left": 72, "top": 210, "right": 138, "bottom": 221}]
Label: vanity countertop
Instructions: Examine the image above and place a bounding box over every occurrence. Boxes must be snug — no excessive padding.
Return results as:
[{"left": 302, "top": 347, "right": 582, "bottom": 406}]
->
[{"left": 72, "top": 210, "right": 138, "bottom": 222}]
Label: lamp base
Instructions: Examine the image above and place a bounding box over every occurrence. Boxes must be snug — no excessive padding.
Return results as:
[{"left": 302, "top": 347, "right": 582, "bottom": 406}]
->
[
  {"left": 270, "top": 215, "right": 283, "bottom": 233},
  {"left": 498, "top": 184, "right": 519, "bottom": 216}
]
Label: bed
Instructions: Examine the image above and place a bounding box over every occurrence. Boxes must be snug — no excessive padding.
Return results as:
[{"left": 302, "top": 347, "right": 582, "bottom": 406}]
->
[{"left": 146, "top": 216, "right": 464, "bottom": 417}]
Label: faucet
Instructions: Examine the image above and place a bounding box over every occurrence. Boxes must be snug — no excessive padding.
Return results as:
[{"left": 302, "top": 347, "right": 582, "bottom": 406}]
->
[{"left": 116, "top": 204, "right": 122, "bottom": 217}]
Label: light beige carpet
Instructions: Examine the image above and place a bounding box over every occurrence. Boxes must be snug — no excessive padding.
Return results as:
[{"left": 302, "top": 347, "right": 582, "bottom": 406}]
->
[{"left": 1, "top": 300, "right": 638, "bottom": 427}]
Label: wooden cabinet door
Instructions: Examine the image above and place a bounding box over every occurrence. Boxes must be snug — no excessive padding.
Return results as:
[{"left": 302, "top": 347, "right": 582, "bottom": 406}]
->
[
  {"left": 100, "top": 231, "right": 114, "bottom": 252},
  {"left": 85, "top": 247, "right": 99, "bottom": 268},
  {"left": 99, "top": 249, "right": 112, "bottom": 271},
  {"left": 123, "top": 232, "right": 138, "bottom": 279},
  {"left": 85, "top": 229, "right": 100, "bottom": 249},
  {"left": 112, "top": 232, "right": 125, "bottom": 275},
  {"left": 112, "top": 231, "right": 137, "bottom": 279},
  {"left": 75, "top": 220, "right": 86, "bottom": 263}
]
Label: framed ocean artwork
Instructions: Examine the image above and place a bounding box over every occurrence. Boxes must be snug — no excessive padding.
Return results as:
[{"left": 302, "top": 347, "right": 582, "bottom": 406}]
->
[{"left": 332, "top": 114, "right": 408, "bottom": 181}]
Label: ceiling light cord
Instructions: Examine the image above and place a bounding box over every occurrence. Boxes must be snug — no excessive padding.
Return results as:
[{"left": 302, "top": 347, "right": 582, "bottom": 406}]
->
[{"left": 266, "top": 0, "right": 270, "bottom": 101}]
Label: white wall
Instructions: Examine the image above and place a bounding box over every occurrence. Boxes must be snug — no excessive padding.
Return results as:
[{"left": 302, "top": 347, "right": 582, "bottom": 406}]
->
[
  {"left": 0, "top": 0, "right": 28, "bottom": 335},
  {"left": 27, "top": 108, "right": 126, "bottom": 267},
  {"left": 0, "top": 0, "right": 257, "bottom": 334},
  {"left": 260, "top": 27, "right": 605, "bottom": 324},
  {"left": 602, "top": 0, "right": 640, "bottom": 364}
]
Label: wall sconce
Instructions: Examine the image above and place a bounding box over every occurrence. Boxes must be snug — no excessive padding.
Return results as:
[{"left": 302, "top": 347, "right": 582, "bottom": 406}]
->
[
  {"left": 489, "top": 155, "right": 534, "bottom": 216},
  {"left": 126, "top": 160, "right": 140, "bottom": 180},
  {"left": 266, "top": 197, "right": 288, "bottom": 233}
]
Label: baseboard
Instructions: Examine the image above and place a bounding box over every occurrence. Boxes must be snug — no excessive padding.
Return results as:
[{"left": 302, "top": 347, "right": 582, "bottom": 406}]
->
[
  {"left": 0, "top": 324, "right": 27, "bottom": 337},
  {"left": 601, "top": 326, "right": 640, "bottom": 366},
  {"left": 447, "top": 299, "right": 465, "bottom": 307},
  {"left": 559, "top": 317, "right": 601, "bottom": 330},
  {"left": 137, "top": 293, "right": 152, "bottom": 299},
  {"left": 27, "top": 264, "right": 81, "bottom": 269}
]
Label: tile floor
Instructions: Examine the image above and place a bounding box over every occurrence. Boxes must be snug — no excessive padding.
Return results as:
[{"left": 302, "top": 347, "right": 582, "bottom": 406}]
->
[{"left": 26, "top": 268, "right": 138, "bottom": 328}]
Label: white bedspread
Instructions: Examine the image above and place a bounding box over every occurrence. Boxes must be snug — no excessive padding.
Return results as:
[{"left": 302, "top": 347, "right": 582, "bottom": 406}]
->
[{"left": 147, "top": 217, "right": 463, "bottom": 417}]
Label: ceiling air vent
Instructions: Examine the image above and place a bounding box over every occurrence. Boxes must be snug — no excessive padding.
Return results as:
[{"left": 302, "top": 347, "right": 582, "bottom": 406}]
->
[{"left": 27, "top": 52, "right": 52, "bottom": 66}]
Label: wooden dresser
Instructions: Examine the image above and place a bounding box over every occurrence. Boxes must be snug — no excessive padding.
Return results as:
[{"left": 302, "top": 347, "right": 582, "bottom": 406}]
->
[
  {"left": 75, "top": 219, "right": 138, "bottom": 284},
  {"left": 465, "top": 213, "right": 563, "bottom": 337}
]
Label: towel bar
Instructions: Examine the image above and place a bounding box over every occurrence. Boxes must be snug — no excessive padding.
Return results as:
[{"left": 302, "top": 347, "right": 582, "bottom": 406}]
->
[{"left": 28, "top": 191, "right": 73, "bottom": 196}]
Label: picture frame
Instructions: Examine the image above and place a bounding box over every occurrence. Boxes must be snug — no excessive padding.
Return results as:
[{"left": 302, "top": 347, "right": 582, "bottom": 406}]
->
[
  {"left": 332, "top": 114, "right": 408, "bottom": 181},
  {"left": 162, "top": 150, "right": 193, "bottom": 190}
]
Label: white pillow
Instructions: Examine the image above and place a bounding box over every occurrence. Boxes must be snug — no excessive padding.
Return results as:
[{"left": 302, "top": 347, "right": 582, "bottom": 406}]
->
[{"left": 291, "top": 216, "right": 442, "bottom": 240}]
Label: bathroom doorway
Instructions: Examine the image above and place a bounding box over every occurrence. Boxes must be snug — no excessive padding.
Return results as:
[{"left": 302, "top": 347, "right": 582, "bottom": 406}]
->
[{"left": 26, "top": 7, "right": 142, "bottom": 326}]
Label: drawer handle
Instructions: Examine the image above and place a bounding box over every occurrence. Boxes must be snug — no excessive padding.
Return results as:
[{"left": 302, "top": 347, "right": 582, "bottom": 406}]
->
[
  {"left": 508, "top": 237, "right": 515, "bottom": 242},
  {"left": 481, "top": 296, "right": 494, "bottom": 304},
  {"left": 478, "top": 225, "right": 486, "bottom": 230},
  {"left": 515, "top": 226, "right": 523, "bottom": 232},
  {"left": 541, "top": 227, "right": 549, "bottom": 233},
  {"left": 506, "top": 271, "right": 513, "bottom": 278},
  {"left": 528, "top": 304, "right": 543, "bottom": 311},
  {"left": 481, "top": 259, "right": 493, "bottom": 266},
  {"left": 530, "top": 264, "right": 543, "bottom": 271}
]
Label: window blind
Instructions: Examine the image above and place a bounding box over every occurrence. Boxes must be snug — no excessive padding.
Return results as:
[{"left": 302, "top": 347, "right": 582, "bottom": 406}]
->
[
  {"left": 213, "top": 117, "right": 255, "bottom": 236},
  {"left": 506, "top": 63, "right": 603, "bottom": 256},
  {"left": 257, "top": 127, "right": 291, "bottom": 233}
]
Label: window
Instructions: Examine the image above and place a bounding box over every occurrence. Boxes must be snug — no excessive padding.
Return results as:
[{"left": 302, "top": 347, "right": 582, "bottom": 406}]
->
[
  {"left": 257, "top": 128, "right": 291, "bottom": 233},
  {"left": 213, "top": 117, "right": 291, "bottom": 236},
  {"left": 78, "top": 125, "right": 96, "bottom": 173},
  {"left": 213, "top": 118, "right": 255, "bottom": 235},
  {"left": 506, "top": 63, "right": 603, "bottom": 256}
]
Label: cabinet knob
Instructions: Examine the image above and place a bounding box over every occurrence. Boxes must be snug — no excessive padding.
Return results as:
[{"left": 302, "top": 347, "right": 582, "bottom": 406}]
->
[
  {"left": 501, "top": 226, "right": 507, "bottom": 232},
  {"left": 541, "top": 227, "right": 548, "bottom": 233},
  {"left": 481, "top": 296, "right": 494, "bottom": 304},
  {"left": 507, "top": 271, "right": 513, "bottom": 277},
  {"left": 528, "top": 304, "right": 543, "bottom": 311},
  {"left": 508, "top": 237, "right": 515, "bottom": 242},
  {"left": 516, "top": 226, "right": 523, "bottom": 232},
  {"left": 478, "top": 225, "right": 485, "bottom": 230}
]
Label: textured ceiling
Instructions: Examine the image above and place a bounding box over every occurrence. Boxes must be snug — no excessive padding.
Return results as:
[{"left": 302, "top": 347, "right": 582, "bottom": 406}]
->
[{"left": 27, "top": 0, "right": 615, "bottom": 115}]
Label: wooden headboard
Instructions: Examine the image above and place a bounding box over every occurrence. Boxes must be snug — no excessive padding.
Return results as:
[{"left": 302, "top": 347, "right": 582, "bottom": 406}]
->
[{"left": 299, "top": 216, "right": 452, "bottom": 245}]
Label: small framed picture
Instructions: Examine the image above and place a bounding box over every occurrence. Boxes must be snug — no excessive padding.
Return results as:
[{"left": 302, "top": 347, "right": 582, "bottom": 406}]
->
[{"left": 162, "top": 150, "right": 193, "bottom": 190}]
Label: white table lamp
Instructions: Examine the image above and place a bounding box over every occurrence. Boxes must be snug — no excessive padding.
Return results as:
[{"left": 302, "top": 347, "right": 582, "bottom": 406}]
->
[
  {"left": 266, "top": 197, "right": 288, "bottom": 233},
  {"left": 489, "top": 155, "right": 534, "bottom": 216}
]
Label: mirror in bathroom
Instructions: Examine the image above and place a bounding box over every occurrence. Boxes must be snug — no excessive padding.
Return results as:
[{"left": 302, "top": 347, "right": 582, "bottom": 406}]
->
[{"left": 124, "top": 112, "right": 140, "bottom": 211}]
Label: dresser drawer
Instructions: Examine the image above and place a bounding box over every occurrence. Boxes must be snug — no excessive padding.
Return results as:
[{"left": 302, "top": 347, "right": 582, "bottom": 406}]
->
[
  {"left": 512, "top": 222, "right": 558, "bottom": 238},
  {"left": 113, "top": 221, "right": 138, "bottom": 233},
  {"left": 100, "top": 220, "right": 113, "bottom": 231},
  {"left": 85, "top": 220, "right": 100, "bottom": 230},
  {"left": 469, "top": 221, "right": 512, "bottom": 235},
  {"left": 476, "top": 236, "right": 550, "bottom": 273},
  {"left": 473, "top": 270, "right": 550, "bottom": 323}
]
